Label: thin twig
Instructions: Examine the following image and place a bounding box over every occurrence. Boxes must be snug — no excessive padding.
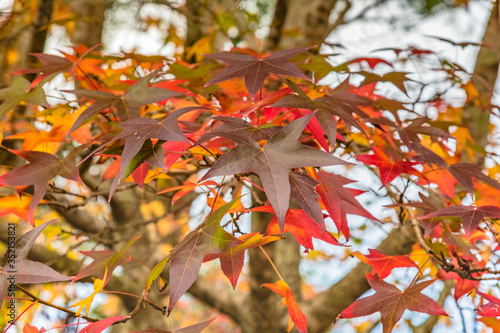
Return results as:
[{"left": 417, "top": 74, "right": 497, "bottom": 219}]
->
[{"left": 15, "top": 284, "right": 99, "bottom": 322}]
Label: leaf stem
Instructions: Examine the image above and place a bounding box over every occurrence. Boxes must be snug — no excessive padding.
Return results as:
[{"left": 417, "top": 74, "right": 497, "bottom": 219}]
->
[
  {"left": 259, "top": 245, "right": 284, "bottom": 281},
  {"left": 14, "top": 284, "right": 99, "bottom": 322},
  {"left": 76, "top": 64, "right": 100, "bottom": 91},
  {"left": 209, "top": 176, "right": 226, "bottom": 215},
  {"left": 240, "top": 177, "right": 265, "bottom": 192},
  {"left": 187, "top": 137, "right": 217, "bottom": 157},
  {"left": 2, "top": 300, "right": 37, "bottom": 332},
  {"left": 101, "top": 291, "right": 166, "bottom": 313},
  {"left": 256, "top": 87, "right": 263, "bottom": 125},
  {"left": 131, "top": 256, "right": 153, "bottom": 269}
]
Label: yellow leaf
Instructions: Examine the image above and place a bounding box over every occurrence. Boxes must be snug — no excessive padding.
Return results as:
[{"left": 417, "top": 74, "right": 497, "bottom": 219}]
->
[
  {"left": 452, "top": 127, "right": 475, "bottom": 161},
  {"left": 71, "top": 267, "right": 108, "bottom": 317},
  {"left": 185, "top": 36, "right": 213, "bottom": 63},
  {"left": 409, "top": 246, "right": 438, "bottom": 276},
  {"left": 462, "top": 81, "right": 479, "bottom": 105}
]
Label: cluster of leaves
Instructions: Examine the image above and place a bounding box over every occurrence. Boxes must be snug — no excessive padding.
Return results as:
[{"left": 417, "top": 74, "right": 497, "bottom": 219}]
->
[{"left": 1, "top": 42, "right": 500, "bottom": 332}]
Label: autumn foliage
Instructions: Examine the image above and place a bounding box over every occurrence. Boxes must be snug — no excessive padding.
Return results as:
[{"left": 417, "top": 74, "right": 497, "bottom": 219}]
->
[{"left": 1, "top": 41, "right": 500, "bottom": 333}]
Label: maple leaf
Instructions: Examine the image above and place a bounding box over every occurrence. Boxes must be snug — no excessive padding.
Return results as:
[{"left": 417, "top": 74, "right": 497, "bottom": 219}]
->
[
  {"left": 11, "top": 45, "right": 102, "bottom": 88},
  {"left": 421, "top": 205, "right": 500, "bottom": 240},
  {"left": 340, "top": 274, "right": 447, "bottom": 333},
  {"left": 79, "top": 316, "right": 130, "bottom": 333},
  {"left": 0, "top": 194, "right": 31, "bottom": 221},
  {"left": 348, "top": 57, "right": 392, "bottom": 69},
  {"left": 356, "top": 147, "right": 424, "bottom": 186},
  {"left": 85, "top": 106, "right": 201, "bottom": 198},
  {"left": 263, "top": 280, "right": 307, "bottom": 333},
  {"left": 291, "top": 109, "right": 332, "bottom": 151},
  {"left": 396, "top": 118, "right": 451, "bottom": 150},
  {"left": 199, "top": 112, "right": 349, "bottom": 229},
  {"left": 206, "top": 187, "right": 246, "bottom": 214},
  {"left": 0, "top": 76, "right": 50, "bottom": 118},
  {"left": 272, "top": 80, "right": 371, "bottom": 147},
  {"left": 316, "top": 171, "right": 377, "bottom": 240},
  {"left": 5, "top": 260, "right": 73, "bottom": 284},
  {"left": 131, "top": 318, "right": 216, "bottom": 333},
  {"left": 168, "top": 197, "right": 242, "bottom": 314},
  {"left": 352, "top": 249, "right": 418, "bottom": 279},
  {"left": 0, "top": 220, "right": 72, "bottom": 309},
  {"left": 215, "top": 87, "right": 292, "bottom": 116},
  {"left": 204, "top": 232, "right": 280, "bottom": 288},
  {"left": 447, "top": 162, "right": 500, "bottom": 194},
  {"left": 5, "top": 125, "right": 67, "bottom": 153},
  {"left": 420, "top": 165, "right": 457, "bottom": 199},
  {"left": 23, "top": 324, "right": 43, "bottom": 333},
  {"left": 438, "top": 270, "right": 479, "bottom": 300},
  {"left": 289, "top": 172, "right": 324, "bottom": 227},
  {"left": 72, "top": 268, "right": 108, "bottom": 317},
  {"left": 13, "top": 53, "right": 73, "bottom": 80},
  {"left": 197, "top": 116, "right": 281, "bottom": 145},
  {"left": 100, "top": 154, "right": 151, "bottom": 189},
  {"left": 391, "top": 192, "right": 444, "bottom": 236},
  {"left": 157, "top": 180, "right": 219, "bottom": 204},
  {"left": 479, "top": 317, "right": 500, "bottom": 333},
  {"left": 359, "top": 71, "right": 414, "bottom": 96},
  {"left": 0, "top": 146, "right": 84, "bottom": 222},
  {"left": 67, "top": 72, "right": 183, "bottom": 132},
  {"left": 204, "top": 47, "right": 311, "bottom": 97},
  {"left": 144, "top": 256, "right": 169, "bottom": 299},
  {"left": 476, "top": 291, "right": 500, "bottom": 317},
  {"left": 257, "top": 207, "right": 340, "bottom": 250},
  {"left": 73, "top": 236, "right": 141, "bottom": 285}
]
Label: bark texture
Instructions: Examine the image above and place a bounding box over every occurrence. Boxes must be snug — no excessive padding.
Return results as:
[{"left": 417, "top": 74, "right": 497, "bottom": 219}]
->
[{"left": 462, "top": 1, "right": 500, "bottom": 150}]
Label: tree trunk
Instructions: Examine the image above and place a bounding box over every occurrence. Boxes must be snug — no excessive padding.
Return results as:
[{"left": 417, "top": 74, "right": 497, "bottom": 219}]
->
[
  {"left": 0, "top": 0, "right": 54, "bottom": 84},
  {"left": 68, "top": 0, "right": 108, "bottom": 47},
  {"left": 461, "top": 1, "right": 500, "bottom": 152}
]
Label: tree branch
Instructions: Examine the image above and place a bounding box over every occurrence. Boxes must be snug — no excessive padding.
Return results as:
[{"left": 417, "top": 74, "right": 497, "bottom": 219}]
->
[
  {"left": 48, "top": 193, "right": 107, "bottom": 234},
  {"left": 187, "top": 277, "right": 246, "bottom": 325}
]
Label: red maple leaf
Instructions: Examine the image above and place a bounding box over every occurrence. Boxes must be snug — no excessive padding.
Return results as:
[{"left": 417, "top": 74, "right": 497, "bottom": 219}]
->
[
  {"left": 198, "top": 112, "right": 348, "bottom": 230},
  {"left": 0, "top": 147, "right": 84, "bottom": 222},
  {"left": 167, "top": 198, "right": 242, "bottom": 314},
  {"left": 203, "top": 232, "right": 280, "bottom": 288},
  {"left": 421, "top": 205, "right": 500, "bottom": 240},
  {"left": 0, "top": 221, "right": 72, "bottom": 308},
  {"left": 356, "top": 147, "right": 424, "bottom": 186},
  {"left": 67, "top": 72, "right": 183, "bottom": 132},
  {"left": 438, "top": 270, "right": 479, "bottom": 300},
  {"left": 476, "top": 291, "right": 500, "bottom": 317},
  {"left": 254, "top": 206, "right": 340, "bottom": 250},
  {"left": 340, "top": 274, "right": 447, "bottom": 333},
  {"left": 84, "top": 106, "right": 203, "bottom": 198},
  {"left": 352, "top": 249, "right": 418, "bottom": 279},
  {"left": 263, "top": 280, "right": 307, "bottom": 333},
  {"left": 131, "top": 318, "right": 216, "bottom": 333},
  {"left": 316, "top": 171, "right": 377, "bottom": 240},
  {"left": 204, "top": 47, "right": 311, "bottom": 97},
  {"left": 73, "top": 236, "right": 141, "bottom": 286},
  {"left": 272, "top": 79, "right": 372, "bottom": 148}
]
